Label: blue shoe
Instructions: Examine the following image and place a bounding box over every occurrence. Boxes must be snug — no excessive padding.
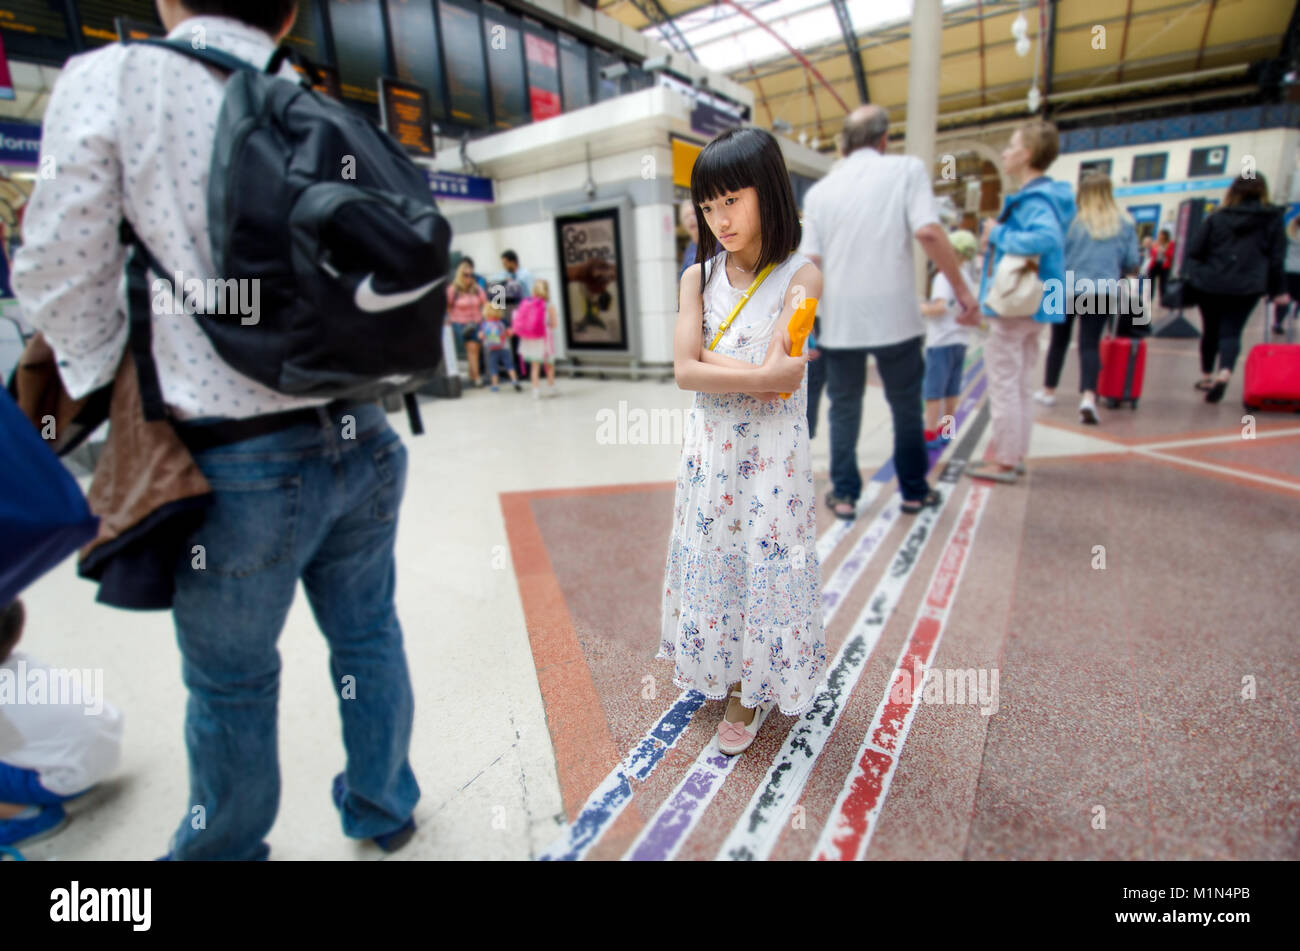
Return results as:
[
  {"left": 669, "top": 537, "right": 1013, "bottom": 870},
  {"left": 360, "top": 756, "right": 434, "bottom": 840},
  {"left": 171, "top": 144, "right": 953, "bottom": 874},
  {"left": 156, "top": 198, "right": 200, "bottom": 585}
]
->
[
  {"left": 331, "top": 773, "right": 416, "bottom": 853},
  {"left": 925, "top": 433, "right": 949, "bottom": 451},
  {"left": 0, "top": 803, "right": 69, "bottom": 848}
]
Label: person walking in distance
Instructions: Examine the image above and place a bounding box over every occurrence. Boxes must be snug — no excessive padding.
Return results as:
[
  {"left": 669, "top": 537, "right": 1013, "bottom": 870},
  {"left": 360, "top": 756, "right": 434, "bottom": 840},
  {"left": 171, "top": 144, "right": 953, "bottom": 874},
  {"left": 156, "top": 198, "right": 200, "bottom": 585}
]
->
[
  {"left": 967, "top": 119, "right": 1074, "bottom": 483},
  {"left": 798, "top": 105, "right": 979, "bottom": 520},
  {"left": 1184, "top": 173, "right": 1289, "bottom": 403},
  {"left": 1035, "top": 172, "right": 1139, "bottom": 425}
]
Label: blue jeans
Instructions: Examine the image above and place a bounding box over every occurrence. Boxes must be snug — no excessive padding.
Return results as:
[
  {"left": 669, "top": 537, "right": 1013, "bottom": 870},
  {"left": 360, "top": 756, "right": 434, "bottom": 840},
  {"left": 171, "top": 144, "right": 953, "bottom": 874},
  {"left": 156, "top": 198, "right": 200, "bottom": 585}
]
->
[
  {"left": 923, "top": 343, "right": 966, "bottom": 401},
  {"left": 806, "top": 350, "right": 828, "bottom": 440},
  {"left": 168, "top": 402, "right": 419, "bottom": 860},
  {"left": 825, "top": 335, "right": 931, "bottom": 503},
  {"left": 486, "top": 347, "right": 514, "bottom": 378}
]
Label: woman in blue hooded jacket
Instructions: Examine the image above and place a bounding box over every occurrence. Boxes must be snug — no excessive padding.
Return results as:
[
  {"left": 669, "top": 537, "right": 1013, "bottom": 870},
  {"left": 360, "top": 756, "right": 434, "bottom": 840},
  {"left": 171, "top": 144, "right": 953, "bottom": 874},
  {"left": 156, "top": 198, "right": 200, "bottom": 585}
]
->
[{"left": 968, "top": 119, "right": 1075, "bottom": 484}]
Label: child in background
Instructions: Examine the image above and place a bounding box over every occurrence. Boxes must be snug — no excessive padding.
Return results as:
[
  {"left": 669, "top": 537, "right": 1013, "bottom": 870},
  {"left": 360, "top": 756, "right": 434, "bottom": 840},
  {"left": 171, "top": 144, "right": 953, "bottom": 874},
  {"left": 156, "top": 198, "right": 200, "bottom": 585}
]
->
[
  {"left": 920, "top": 229, "right": 979, "bottom": 449},
  {"left": 661, "top": 126, "right": 825, "bottom": 756},
  {"left": 481, "top": 303, "right": 522, "bottom": 393},
  {"left": 515, "top": 279, "right": 559, "bottom": 399},
  {"left": 0, "top": 600, "right": 124, "bottom": 849}
]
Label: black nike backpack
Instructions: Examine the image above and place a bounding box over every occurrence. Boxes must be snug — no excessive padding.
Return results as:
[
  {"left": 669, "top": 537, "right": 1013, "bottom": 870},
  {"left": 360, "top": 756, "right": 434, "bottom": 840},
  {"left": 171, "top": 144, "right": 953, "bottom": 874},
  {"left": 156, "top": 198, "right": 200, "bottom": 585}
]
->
[{"left": 121, "top": 38, "right": 452, "bottom": 422}]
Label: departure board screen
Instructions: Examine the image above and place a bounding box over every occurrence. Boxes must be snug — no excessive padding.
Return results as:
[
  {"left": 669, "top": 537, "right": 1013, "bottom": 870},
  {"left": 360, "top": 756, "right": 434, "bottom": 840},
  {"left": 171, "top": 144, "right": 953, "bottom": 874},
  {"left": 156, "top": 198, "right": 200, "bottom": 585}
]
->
[
  {"left": 386, "top": 0, "right": 445, "bottom": 121},
  {"left": 558, "top": 32, "right": 589, "bottom": 112},
  {"left": 283, "top": 0, "right": 329, "bottom": 64},
  {"left": 293, "top": 62, "right": 343, "bottom": 100},
  {"left": 114, "top": 17, "right": 162, "bottom": 41},
  {"left": 438, "top": 0, "right": 487, "bottom": 128},
  {"left": 523, "top": 31, "right": 559, "bottom": 122},
  {"left": 75, "top": 0, "right": 161, "bottom": 47},
  {"left": 380, "top": 77, "right": 433, "bottom": 156},
  {"left": 482, "top": 5, "right": 526, "bottom": 130},
  {"left": 0, "top": 1, "right": 71, "bottom": 41},
  {"left": 327, "top": 0, "right": 386, "bottom": 106}
]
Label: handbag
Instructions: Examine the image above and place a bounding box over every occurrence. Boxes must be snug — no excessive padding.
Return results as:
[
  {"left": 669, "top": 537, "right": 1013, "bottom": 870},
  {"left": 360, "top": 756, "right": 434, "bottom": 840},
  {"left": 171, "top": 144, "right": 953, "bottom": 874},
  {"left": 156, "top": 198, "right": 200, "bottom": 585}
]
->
[
  {"left": 982, "top": 249, "right": 1043, "bottom": 318},
  {"left": 0, "top": 386, "right": 99, "bottom": 606}
]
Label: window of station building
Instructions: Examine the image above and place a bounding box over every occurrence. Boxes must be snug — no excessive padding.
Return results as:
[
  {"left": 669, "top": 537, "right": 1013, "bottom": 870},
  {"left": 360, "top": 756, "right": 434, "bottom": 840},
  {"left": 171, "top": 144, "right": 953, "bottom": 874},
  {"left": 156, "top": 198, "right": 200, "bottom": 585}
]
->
[
  {"left": 438, "top": 0, "right": 489, "bottom": 128},
  {"left": 74, "top": 0, "right": 161, "bottom": 48},
  {"left": 386, "top": 0, "right": 447, "bottom": 122},
  {"left": 522, "top": 25, "right": 561, "bottom": 122},
  {"left": 558, "top": 31, "right": 590, "bottom": 112},
  {"left": 481, "top": 3, "right": 528, "bottom": 130},
  {"left": 1078, "top": 158, "right": 1112, "bottom": 187},
  {"left": 1188, "top": 145, "right": 1228, "bottom": 177},
  {"left": 327, "top": 0, "right": 388, "bottom": 114},
  {"left": 1131, "top": 152, "right": 1168, "bottom": 183},
  {"left": 591, "top": 46, "right": 622, "bottom": 103}
]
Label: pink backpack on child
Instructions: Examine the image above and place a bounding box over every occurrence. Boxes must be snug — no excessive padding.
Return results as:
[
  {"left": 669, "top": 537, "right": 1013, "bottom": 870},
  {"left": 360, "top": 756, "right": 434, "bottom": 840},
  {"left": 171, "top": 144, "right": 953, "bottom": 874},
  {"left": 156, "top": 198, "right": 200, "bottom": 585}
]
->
[{"left": 513, "top": 297, "right": 547, "bottom": 339}]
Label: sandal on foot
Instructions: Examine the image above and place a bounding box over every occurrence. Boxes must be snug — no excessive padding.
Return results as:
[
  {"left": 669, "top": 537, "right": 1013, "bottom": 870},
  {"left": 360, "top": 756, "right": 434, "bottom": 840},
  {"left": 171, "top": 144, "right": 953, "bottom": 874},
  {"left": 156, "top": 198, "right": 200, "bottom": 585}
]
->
[
  {"left": 966, "top": 460, "right": 1018, "bottom": 484},
  {"left": 825, "top": 491, "right": 856, "bottom": 520},
  {"left": 1194, "top": 379, "right": 1214, "bottom": 392},
  {"left": 1205, "top": 379, "right": 1228, "bottom": 404},
  {"left": 900, "top": 488, "right": 941, "bottom": 514}
]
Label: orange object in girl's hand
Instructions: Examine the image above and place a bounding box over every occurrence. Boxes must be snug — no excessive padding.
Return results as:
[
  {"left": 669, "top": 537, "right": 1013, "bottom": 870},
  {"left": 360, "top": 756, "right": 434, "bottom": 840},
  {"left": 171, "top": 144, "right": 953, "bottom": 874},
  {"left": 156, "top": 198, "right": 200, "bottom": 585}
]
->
[{"left": 780, "top": 297, "right": 818, "bottom": 398}]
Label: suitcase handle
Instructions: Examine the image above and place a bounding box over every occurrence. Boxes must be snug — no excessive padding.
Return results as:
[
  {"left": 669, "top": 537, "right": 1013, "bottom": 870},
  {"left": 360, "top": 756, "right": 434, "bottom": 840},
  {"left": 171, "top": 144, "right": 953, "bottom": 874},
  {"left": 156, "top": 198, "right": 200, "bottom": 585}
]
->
[{"left": 1265, "top": 299, "right": 1296, "bottom": 345}]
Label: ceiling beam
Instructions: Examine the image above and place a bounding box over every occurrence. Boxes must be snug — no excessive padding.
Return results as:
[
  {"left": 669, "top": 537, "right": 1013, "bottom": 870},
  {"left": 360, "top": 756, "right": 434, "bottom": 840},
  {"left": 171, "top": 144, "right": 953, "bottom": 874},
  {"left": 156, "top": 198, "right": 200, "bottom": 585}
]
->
[
  {"left": 627, "top": 0, "right": 701, "bottom": 61},
  {"left": 1042, "top": 0, "right": 1056, "bottom": 102},
  {"left": 829, "top": 0, "right": 870, "bottom": 105},
  {"left": 738, "top": 0, "right": 1209, "bottom": 83},
  {"left": 753, "top": 37, "right": 1267, "bottom": 111},
  {"left": 1194, "top": 0, "right": 1219, "bottom": 72},
  {"left": 1115, "top": 0, "right": 1135, "bottom": 83},
  {"left": 745, "top": 60, "right": 776, "bottom": 127},
  {"left": 717, "top": 0, "right": 851, "bottom": 112}
]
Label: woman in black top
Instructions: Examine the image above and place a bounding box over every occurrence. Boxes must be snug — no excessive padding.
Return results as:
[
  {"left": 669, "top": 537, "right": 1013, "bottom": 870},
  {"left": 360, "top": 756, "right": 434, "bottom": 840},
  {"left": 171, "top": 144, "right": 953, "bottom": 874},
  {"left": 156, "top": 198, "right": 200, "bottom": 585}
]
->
[{"left": 1185, "top": 174, "right": 1290, "bottom": 402}]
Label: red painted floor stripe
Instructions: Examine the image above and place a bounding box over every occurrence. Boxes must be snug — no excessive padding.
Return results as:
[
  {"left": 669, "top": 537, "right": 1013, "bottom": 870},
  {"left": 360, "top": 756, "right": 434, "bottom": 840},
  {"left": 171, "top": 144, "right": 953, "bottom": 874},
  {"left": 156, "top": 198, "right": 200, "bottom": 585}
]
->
[{"left": 814, "top": 483, "right": 991, "bottom": 860}]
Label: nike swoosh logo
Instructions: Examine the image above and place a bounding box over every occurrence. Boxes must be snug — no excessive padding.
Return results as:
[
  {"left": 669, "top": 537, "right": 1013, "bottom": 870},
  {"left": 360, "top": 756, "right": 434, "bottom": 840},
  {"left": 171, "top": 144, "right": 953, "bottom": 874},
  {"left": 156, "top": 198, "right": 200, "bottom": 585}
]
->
[{"left": 353, "top": 272, "right": 448, "bottom": 313}]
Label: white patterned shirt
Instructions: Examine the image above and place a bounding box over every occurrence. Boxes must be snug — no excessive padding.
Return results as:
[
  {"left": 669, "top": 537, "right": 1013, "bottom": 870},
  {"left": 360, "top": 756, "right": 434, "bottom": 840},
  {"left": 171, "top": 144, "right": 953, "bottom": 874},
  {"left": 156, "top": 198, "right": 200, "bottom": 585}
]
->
[
  {"left": 12, "top": 15, "right": 329, "bottom": 420},
  {"left": 798, "top": 148, "right": 941, "bottom": 349}
]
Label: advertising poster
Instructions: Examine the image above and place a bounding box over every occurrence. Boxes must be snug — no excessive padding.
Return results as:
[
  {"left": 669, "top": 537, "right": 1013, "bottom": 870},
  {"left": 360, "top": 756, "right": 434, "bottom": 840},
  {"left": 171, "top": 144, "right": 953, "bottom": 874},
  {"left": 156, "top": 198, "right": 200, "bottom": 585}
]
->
[
  {"left": 0, "top": 33, "right": 12, "bottom": 101},
  {"left": 524, "top": 33, "right": 560, "bottom": 121},
  {"left": 555, "top": 209, "right": 628, "bottom": 351}
]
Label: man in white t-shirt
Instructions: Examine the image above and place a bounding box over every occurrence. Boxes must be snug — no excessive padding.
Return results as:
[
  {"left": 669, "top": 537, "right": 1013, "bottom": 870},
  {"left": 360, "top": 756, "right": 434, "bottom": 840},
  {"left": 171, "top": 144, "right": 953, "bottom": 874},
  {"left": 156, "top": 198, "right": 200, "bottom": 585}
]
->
[{"left": 799, "top": 105, "right": 978, "bottom": 519}]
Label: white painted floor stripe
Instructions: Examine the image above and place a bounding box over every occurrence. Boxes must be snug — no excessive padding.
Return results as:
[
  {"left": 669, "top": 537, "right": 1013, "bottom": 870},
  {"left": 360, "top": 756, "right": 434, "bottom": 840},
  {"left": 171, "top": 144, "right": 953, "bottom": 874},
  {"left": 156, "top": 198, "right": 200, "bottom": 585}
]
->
[
  {"left": 1135, "top": 448, "right": 1300, "bottom": 492},
  {"left": 716, "top": 469, "right": 976, "bottom": 861},
  {"left": 1135, "top": 426, "right": 1300, "bottom": 452}
]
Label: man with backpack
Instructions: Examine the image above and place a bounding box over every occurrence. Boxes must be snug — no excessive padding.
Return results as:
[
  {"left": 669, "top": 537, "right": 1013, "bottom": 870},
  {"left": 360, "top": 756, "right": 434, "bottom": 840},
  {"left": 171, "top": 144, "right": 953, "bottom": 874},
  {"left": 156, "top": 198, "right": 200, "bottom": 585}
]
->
[{"left": 12, "top": 0, "right": 439, "bottom": 860}]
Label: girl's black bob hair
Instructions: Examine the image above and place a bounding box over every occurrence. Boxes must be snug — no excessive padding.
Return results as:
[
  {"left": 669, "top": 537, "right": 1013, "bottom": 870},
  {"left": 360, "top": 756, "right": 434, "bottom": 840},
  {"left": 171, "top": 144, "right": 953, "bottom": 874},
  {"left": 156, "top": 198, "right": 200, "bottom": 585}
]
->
[{"left": 689, "top": 127, "right": 801, "bottom": 301}]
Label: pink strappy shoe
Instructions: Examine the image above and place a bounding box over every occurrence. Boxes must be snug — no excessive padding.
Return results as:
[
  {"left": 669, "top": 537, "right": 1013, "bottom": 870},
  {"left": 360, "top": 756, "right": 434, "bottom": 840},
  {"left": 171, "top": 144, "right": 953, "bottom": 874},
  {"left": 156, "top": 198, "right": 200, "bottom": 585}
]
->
[{"left": 717, "top": 688, "right": 773, "bottom": 756}]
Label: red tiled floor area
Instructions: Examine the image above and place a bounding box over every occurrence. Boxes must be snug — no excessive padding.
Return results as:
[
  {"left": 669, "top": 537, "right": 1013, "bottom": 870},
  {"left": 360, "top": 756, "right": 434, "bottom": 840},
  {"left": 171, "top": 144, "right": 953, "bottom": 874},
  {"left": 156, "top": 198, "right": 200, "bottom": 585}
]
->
[
  {"left": 1161, "top": 433, "right": 1300, "bottom": 483},
  {"left": 502, "top": 317, "right": 1299, "bottom": 860}
]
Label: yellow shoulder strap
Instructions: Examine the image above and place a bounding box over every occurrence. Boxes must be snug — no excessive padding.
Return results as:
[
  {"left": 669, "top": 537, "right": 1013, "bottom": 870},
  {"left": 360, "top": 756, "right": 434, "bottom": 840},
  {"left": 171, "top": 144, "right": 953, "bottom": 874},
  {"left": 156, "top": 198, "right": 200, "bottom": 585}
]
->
[{"left": 707, "top": 260, "right": 778, "bottom": 351}]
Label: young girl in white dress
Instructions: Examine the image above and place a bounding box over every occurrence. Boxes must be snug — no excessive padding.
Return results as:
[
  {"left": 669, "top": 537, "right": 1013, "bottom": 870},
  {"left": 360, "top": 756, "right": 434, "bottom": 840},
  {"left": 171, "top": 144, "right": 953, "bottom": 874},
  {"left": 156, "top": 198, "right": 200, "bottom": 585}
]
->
[{"left": 659, "top": 127, "right": 828, "bottom": 756}]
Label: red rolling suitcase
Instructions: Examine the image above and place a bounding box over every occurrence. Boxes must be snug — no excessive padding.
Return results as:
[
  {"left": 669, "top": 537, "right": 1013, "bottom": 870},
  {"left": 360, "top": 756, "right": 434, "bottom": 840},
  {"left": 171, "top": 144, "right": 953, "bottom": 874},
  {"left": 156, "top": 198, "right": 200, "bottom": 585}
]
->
[
  {"left": 1242, "top": 314, "right": 1300, "bottom": 413},
  {"left": 1098, "top": 316, "right": 1147, "bottom": 410}
]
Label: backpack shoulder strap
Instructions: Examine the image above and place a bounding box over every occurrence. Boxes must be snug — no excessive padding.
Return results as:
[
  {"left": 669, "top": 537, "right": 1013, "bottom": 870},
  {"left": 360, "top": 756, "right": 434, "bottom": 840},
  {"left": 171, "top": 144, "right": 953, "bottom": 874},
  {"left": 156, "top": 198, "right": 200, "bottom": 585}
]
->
[
  {"left": 118, "top": 220, "right": 173, "bottom": 422},
  {"left": 125, "top": 37, "right": 259, "bottom": 75}
]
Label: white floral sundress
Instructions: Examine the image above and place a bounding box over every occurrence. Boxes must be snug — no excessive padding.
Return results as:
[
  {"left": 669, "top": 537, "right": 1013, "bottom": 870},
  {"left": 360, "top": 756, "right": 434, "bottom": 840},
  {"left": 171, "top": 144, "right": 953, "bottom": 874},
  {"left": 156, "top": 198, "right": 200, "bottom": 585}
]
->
[{"left": 658, "top": 250, "right": 828, "bottom": 717}]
